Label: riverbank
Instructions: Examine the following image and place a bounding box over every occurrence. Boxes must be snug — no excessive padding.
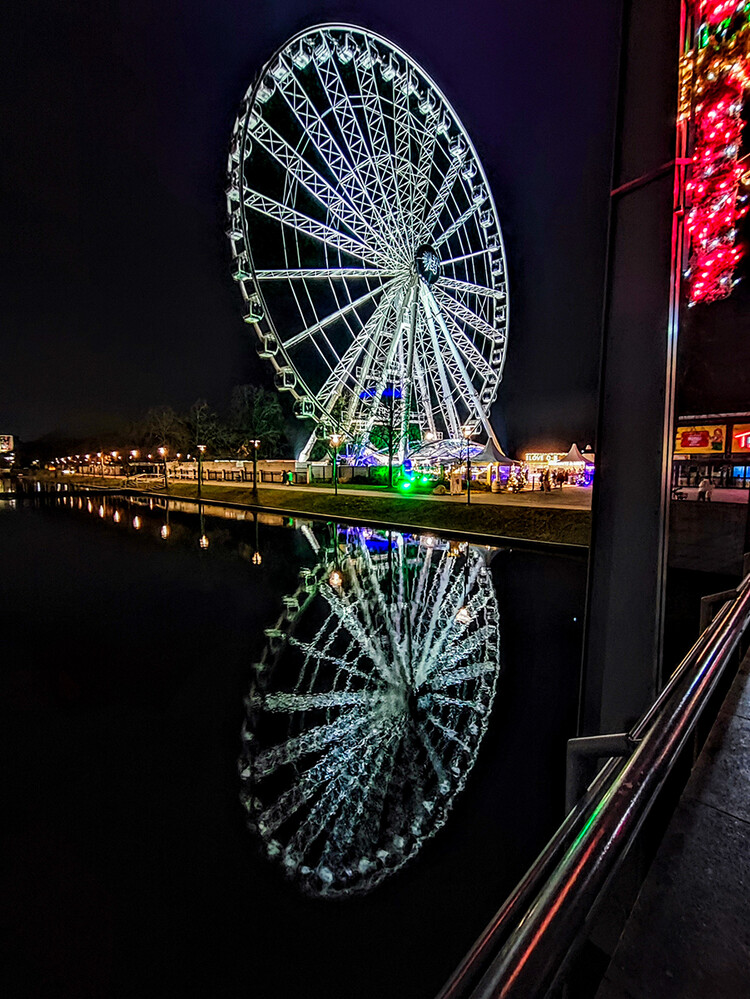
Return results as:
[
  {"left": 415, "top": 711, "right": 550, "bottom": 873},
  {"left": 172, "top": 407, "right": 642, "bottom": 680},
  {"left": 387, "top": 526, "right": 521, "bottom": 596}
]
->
[{"left": 30, "top": 474, "right": 591, "bottom": 546}]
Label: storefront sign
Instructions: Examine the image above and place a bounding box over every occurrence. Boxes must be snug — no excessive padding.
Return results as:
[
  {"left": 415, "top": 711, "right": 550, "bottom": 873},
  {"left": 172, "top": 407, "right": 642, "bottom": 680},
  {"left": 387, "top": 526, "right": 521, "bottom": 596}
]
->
[
  {"left": 0, "top": 435, "right": 13, "bottom": 453},
  {"left": 731, "top": 424, "right": 750, "bottom": 452},
  {"left": 674, "top": 424, "right": 726, "bottom": 454},
  {"left": 523, "top": 452, "right": 564, "bottom": 464}
]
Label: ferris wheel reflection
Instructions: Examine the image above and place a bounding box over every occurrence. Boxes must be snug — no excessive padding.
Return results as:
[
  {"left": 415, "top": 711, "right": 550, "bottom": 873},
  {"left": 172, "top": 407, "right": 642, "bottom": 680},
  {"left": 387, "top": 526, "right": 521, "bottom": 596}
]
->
[{"left": 240, "top": 525, "right": 501, "bottom": 897}]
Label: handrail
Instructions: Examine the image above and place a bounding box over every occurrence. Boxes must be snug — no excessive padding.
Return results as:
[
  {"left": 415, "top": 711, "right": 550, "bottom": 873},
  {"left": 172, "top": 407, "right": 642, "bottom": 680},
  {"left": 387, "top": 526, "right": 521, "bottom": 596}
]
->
[{"left": 437, "top": 575, "right": 750, "bottom": 999}]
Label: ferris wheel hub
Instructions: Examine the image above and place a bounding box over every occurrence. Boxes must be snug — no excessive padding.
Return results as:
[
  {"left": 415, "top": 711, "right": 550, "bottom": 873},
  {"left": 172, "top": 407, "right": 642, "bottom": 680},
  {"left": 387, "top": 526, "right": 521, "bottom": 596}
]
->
[{"left": 414, "top": 243, "right": 441, "bottom": 285}]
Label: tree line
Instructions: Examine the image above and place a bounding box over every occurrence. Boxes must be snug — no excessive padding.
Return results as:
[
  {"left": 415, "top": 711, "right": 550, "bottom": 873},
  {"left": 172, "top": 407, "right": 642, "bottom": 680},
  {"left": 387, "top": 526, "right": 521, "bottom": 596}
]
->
[
  {"left": 17, "top": 385, "right": 292, "bottom": 466},
  {"left": 135, "top": 385, "right": 290, "bottom": 459}
]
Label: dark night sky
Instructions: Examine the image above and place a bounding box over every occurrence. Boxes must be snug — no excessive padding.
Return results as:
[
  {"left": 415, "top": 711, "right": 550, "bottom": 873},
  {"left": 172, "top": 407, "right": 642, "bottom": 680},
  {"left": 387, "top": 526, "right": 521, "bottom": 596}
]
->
[{"left": 3, "top": 0, "right": 624, "bottom": 452}]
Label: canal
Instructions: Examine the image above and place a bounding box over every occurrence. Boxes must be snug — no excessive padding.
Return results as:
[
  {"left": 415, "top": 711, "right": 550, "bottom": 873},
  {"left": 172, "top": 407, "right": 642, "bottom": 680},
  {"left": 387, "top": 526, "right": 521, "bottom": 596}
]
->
[{"left": 3, "top": 489, "right": 587, "bottom": 999}]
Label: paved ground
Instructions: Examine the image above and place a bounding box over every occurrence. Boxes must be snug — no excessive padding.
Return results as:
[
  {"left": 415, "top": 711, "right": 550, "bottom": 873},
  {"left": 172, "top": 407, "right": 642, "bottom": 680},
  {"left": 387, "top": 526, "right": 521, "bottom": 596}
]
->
[
  {"left": 674, "top": 486, "right": 749, "bottom": 504},
  {"left": 596, "top": 648, "right": 750, "bottom": 998},
  {"left": 185, "top": 477, "right": 596, "bottom": 510}
]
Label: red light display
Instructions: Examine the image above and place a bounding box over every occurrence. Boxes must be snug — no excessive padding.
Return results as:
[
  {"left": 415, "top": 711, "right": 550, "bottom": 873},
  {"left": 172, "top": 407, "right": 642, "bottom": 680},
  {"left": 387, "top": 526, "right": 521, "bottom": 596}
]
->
[{"left": 684, "top": 2, "right": 750, "bottom": 305}]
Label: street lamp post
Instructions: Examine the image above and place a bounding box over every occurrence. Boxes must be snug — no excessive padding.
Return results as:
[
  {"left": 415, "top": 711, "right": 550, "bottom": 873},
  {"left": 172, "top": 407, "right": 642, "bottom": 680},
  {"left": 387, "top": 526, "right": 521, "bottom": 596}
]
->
[
  {"left": 330, "top": 433, "right": 343, "bottom": 496},
  {"left": 197, "top": 444, "right": 205, "bottom": 501},
  {"left": 250, "top": 439, "right": 261, "bottom": 497},
  {"left": 158, "top": 447, "right": 168, "bottom": 492},
  {"left": 463, "top": 428, "right": 473, "bottom": 505}
]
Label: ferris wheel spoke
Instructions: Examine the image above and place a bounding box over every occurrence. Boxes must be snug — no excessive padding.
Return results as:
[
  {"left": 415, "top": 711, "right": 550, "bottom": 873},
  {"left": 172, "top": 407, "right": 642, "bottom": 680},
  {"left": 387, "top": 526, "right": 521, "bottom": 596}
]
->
[
  {"left": 313, "top": 48, "right": 408, "bottom": 256},
  {"left": 420, "top": 297, "right": 464, "bottom": 439},
  {"left": 251, "top": 712, "right": 371, "bottom": 778},
  {"left": 411, "top": 102, "right": 440, "bottom": 231},
  {"left": 344, "top": 300, "right": 395, "bottom": 423},
  {"left": 424, "top": 691, "right": 488, "bottom": 715},
  {"left": 391, "top": 83, "right": 419, "bottom": 243},
  {"left": 250, "top": 116, "right": 392, "bottom": 254},
  {"left": 288, "top": 639, "right": 381, "bottom": 686},
  {"left": 433, "top": 198, "right": 482, "bottom": 249},
  {"left": 282, "top": 278, "right": 397, "bottom": 350},
  {"left": 425, "top": 714, "right": 474, "bottom": 757},
  {"left": 259, "top": 728, "right": 376, "bottom": 838},
  {"left": 437, "top": 276, "right": 505, "bottom": 299},
  {"left": 433, "top": 287, "right": 505, "bottom": 345},
  {"left": 262, "top": 690, "right": 372, "bottom": 713},
  {"left": 414, "top": 557, "right": 460, "bottom": 681},
  {"left": 422, "top": 563, "right": 485, "bottom": 674},
  {"left": 321, "top": 38, "right": 418, "bottom": 251},
  {"left": 273, "top": 68, "right": 390, "bottom": 244},
  {"left": 416, "top": 724, "right": 451, "bottom": 790},
  {"left": 440, "top": 248, "right": 493, "bottom": 267},
  {"left": 411, "top": 350, "right": 438, "bottom": 438},
  {"left": 410, "top": 545, "right": 435, "bottom": 614},
  {"left": 311, "top": 288, "right": 400, "bottom": 412},
  {"left": 420, "top": 339, "right": 462, "bottom": 440},
  {"left": 288, "top": 736, "right": 385, "bottom": 855},
  {"left": 421, "top": 156, "right": 462, "bottom": 239},
  {"left": 244, "top": 188, "right": 384, "bottom": 265},
  {"left": 325, "top": 592, "right": 397, "bottom": 679},
  {"left": 430, "top": 321, "right": 488, "bottom": 431},
  {"left": 254, "top": 267, "right": 397, "bottom": 281},
  {"left": 353, "top": 286, "right": 412, "bottom": 445},
  {"left": 429, "top": 626, "right": 494, "bottom": 675},
  {"left": 348, "top": 565, "right": 406, "bottom": 676},
  {"left": 428, "top": 660, "right": 497, "bottom": 691},
  {"left": 439, "top": 311, "right": 496, "bottom": 382},
  {"left": 352, "top": 44, "right": 411, "bottom": 248}
]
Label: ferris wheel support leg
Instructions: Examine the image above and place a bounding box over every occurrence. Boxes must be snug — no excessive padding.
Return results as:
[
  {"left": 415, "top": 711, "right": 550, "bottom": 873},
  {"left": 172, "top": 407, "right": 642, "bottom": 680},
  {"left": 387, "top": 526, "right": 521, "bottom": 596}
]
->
[
  {"left": 422, "top": 286, "right": 502, "bottom": 450},
  {"left": 399, "top": 283, "right": 419, "bottom": 465},
  {"left": 299, "top": 429, "right": 317, "bottom": 464}
]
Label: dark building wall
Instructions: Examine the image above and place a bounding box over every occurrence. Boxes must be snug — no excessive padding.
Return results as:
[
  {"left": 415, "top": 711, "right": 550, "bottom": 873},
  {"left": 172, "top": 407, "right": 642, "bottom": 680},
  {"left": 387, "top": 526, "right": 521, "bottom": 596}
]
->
[{"left": 677, "top": 280, "right": 750, "bottom": 416}]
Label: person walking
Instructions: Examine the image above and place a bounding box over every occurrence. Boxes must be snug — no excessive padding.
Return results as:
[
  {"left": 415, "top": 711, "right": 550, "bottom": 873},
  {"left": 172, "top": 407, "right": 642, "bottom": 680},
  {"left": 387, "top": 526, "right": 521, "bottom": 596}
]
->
[{"left": 697, "top": 476, "right": 713, "bottom": 502}]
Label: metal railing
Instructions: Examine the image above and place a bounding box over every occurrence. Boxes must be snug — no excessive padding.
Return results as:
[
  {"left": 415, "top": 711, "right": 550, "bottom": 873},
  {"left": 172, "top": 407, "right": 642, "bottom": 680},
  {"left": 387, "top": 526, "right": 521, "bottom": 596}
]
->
[{"left": 437, "top": 569, "right": 750, "bottom": 999}]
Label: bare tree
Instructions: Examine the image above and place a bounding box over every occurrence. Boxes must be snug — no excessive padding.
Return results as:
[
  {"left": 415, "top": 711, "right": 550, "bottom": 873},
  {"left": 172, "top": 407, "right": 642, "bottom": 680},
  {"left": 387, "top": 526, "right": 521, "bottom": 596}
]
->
[
  {"left": 141, "top": 406, "right": 189, "bottom": 453},
  {"left": 229, "top": 385, "right": 287, "bottom": 457}
]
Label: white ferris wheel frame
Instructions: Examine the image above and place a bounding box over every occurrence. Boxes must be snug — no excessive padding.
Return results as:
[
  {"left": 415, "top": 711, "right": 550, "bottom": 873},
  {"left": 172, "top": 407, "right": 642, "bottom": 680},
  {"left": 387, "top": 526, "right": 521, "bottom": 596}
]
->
[{"left": 227, "top": 24, "right": 509, "bottom": 462}]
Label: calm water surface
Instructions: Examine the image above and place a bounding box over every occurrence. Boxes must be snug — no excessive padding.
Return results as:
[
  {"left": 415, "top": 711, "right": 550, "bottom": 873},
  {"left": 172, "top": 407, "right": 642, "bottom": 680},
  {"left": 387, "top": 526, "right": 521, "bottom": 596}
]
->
[{"left": 3, "top": 489, "right": 587, "bottom": 999}]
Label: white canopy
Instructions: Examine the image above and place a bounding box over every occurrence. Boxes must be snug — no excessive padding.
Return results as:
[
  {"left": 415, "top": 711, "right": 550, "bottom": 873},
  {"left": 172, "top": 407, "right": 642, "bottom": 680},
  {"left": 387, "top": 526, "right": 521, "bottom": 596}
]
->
[{"left": 558, "top": 443, "right": 595, "bottom": 465}]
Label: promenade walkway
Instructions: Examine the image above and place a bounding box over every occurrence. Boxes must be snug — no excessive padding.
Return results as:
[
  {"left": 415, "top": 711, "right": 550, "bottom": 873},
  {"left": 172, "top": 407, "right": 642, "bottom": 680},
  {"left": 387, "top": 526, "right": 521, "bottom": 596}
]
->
[
  {"left": 596, "top": 648, "right": 750, "bottom": 998},
  {"left": 182, "top": 477, "right": 594, "bottom": 511}
]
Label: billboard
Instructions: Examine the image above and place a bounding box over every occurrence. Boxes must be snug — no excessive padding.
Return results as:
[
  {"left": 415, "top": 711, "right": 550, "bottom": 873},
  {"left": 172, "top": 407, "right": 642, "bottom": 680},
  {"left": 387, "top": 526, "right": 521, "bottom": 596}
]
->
[
  {"left": 674, "top": 424, "right": 726, "bottom": 454},
  {"left": 731, "top": 424, "right": 750, "bottom": 453},
  {"left": 0, "top": 435, "right": 13, "bottom": 454}
]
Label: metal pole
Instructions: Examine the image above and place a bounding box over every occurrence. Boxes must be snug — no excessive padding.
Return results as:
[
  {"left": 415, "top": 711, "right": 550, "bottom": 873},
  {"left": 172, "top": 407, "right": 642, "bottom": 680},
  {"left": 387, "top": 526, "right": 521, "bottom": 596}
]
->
[
  {"left": 467, "top": 439, "right": 471, "bottom": 505},
  {"left": 334, "top": 445, "right": 338, "bottom": 496}
]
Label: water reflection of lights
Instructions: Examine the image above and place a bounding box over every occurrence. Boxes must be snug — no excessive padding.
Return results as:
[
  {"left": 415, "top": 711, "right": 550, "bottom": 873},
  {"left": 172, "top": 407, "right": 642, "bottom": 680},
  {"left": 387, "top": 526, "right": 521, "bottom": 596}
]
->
[{"left": 240, "top": 527, "right": 500, "bottom": 897}]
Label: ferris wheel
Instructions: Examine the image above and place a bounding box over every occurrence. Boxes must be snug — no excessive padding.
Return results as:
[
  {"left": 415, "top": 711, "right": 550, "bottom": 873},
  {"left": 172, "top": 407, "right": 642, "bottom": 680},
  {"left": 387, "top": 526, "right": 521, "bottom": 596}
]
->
[
  {"left": 239, "top": 526, "right": 501, "bottom": 896},
  {"left": 227, "top": 24, "right": 509, "bottom": 462}
]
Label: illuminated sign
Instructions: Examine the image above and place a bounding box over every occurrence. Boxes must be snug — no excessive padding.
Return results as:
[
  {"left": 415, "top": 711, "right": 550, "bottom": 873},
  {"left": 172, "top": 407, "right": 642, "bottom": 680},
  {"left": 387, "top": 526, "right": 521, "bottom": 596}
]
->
[
  {"left": 0, "top": 435, "right": 13, "bottom": 453},
  {"left": 732, "top": 424, "right": 750, "bottom": 453},
  {"left": 523, "top": 452, "right": 565, "bottom": 464},
  {"left": 674, "top": 424, "right": 726, "bottom": 454}
]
